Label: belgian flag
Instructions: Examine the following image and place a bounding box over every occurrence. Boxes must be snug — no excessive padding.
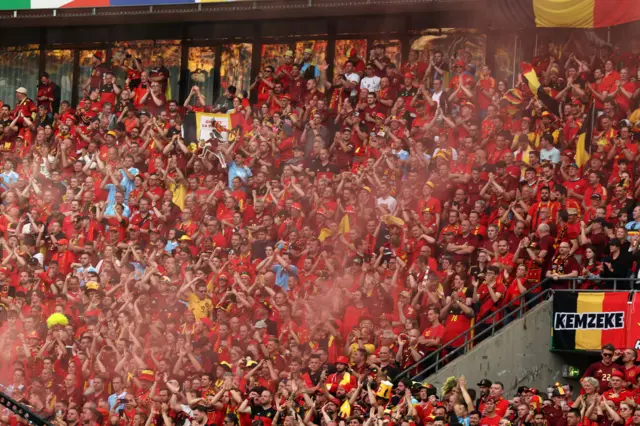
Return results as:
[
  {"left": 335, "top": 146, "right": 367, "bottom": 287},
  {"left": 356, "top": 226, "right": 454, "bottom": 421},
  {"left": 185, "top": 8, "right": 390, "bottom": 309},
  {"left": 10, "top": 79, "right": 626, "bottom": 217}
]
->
[
  {"left": 491, "top": 0, "right": 640, "bottom": 29},
  {"left": 575, "top": 102, "right": 595, "bottom": 168},
  {"left": 552, "top": 292, "right": 628, "bottom": 351},
  {"left": 520, "top": 62, "right": 561, "bottom": 118}
]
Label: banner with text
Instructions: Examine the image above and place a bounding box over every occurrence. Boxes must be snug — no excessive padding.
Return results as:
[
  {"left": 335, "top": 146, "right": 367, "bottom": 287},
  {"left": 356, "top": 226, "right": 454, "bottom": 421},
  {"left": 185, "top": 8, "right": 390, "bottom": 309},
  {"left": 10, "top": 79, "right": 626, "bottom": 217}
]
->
[{"left": 552, "top": 292, "right": 628, "bottom": 351}]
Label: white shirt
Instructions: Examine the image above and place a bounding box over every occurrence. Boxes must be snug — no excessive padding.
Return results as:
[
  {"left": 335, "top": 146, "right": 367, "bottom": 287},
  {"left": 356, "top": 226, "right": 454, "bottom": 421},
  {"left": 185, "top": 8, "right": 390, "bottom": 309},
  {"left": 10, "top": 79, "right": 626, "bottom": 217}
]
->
[
  {"left": 431, "top": 89, "right": 444, "bottom": 106},
  {"left": 377, "top": 195, "right": 397, "bottom": 213},
  {"left": 345, "top": 72, "right": 361, "bottom": 97},
  {"left": 360, "top": 75, "right": 381, "bottom": 93},
  {"left": 540, "top": 146, "right": 561, "bottom": 164}
]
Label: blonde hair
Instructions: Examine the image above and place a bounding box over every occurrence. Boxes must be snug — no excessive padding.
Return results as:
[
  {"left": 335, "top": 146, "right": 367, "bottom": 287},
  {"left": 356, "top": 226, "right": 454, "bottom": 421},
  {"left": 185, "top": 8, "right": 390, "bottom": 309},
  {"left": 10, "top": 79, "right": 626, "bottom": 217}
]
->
[{"left": 580, "top": 376, "right": 599, "bottom": 390}]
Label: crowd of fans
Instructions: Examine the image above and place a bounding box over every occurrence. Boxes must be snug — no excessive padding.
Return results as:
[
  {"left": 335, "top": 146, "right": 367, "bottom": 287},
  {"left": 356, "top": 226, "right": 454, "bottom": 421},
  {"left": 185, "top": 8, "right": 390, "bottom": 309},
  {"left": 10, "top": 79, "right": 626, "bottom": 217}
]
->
[{"left": 0, "top": 37, "right": 639, "bottom": 426}]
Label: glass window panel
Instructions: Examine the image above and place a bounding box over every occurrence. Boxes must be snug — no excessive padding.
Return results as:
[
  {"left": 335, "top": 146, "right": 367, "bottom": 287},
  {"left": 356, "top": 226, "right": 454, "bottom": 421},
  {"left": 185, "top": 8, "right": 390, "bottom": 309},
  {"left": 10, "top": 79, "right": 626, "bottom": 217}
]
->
[
  {"left": 411, "top": 29, "right": 487, "bottom": 87},
  {"left": 295, "top": 40, "right": 328, "bottom": 68},
  {"left": 493, "top": 35, "right": 518, "bottom": 86},
  {"left": 295, "top": 40, "right": 328, "bottom": 90},
  {"left": 111, "top": 40, "right": 181, "bottom": 100},
  {"left": 45, "top": 49, "right": 75, "bottom": 105},
  {"left": 261, "top": 44, "right": 291, "bottom": 72},
  {"left": 0, "top": 46, "right": 40, "bottom": 111},
  {"left": 334, "top": 39, "right": 367, "bottom": 72},
  {"left": 187, "top": 46, "right": 216, "bottom": 105},
  {"left": 374, "top": 39, "right": 402, "bottom": 68},
  {"left": 220, "top": 43, "right": 253, "bottom": 97},
  {"left": 77, "top": 49, "right": 106, "bottom": 99}
]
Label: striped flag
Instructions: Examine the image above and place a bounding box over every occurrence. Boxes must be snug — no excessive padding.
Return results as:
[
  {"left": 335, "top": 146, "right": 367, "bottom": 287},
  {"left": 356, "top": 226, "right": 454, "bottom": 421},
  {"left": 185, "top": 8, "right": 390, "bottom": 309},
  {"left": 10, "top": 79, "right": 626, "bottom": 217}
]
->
[
  {"left": 552, "top": 292, "right": 628, "bottom": 351},
  {"left": 492, "top": 0, "right": 640, "bottom": 29},
  {"left": 520, "top": 62, "right": 561, "bottom": 118},
  {"left": 575, "top": 102, "right": 594, "bottom": 168}
]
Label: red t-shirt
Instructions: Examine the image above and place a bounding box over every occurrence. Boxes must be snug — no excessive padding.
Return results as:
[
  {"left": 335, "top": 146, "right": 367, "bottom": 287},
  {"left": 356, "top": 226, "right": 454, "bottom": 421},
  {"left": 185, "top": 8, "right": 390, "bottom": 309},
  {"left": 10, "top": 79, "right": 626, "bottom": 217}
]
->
[
  {"left": 480, "top": 414, "right": 502, "bottom": 426},
  {"left": 421, "top": 324, "right": 444, "bottom": 349}
]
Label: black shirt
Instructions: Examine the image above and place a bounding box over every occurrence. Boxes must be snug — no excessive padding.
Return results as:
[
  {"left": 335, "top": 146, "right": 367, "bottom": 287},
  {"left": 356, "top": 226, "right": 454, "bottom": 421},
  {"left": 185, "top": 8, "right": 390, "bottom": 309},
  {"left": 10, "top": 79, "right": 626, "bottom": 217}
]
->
[
  {"left": 251, "top": 405, "right": 277, "bottom": 422},
  {"left": 307, "top": 159, "right": 339, "bottom": 180}
]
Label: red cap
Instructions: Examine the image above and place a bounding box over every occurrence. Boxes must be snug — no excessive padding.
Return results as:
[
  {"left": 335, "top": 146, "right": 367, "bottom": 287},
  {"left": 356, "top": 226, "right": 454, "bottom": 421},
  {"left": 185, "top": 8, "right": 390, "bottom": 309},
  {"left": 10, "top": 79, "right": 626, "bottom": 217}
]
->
[
  {"left": 592, "top": 152, "right": 604, "bottom": 160},
  {"left": 27, "top": 330, "right": 40, "bottom": 340},
  {"left": 403, "top": 72, "right": 414, "bottom": 79},
  {"left": 375, "top": 112, "right": 386, "bottom": 120},
  {"left": 138, "top": 370, "right": 155, "bottom": 382},
  {"left": 201, "top": 317, "right": 214, "bottom": 329},
  {"left": 336, "top": 356, "right": 350, "bottom": 365},
  {"left": 291, "top": 202, "right": 302, "bottom": 211},
  {"left": 130, "top": 225, "right": 140, "bottom": 232},
  {"left": 94, "top": 51, "right": 103, "bottom": 61},
  {"left": 455, "top": 59, "right": 465, "bottom": 67},
  {"left": 612, "top": 369, "right": 625, "bottom": 378},
  {"left": 57, "top": 239, "right": 69, "bottom": 245},
  {"left": 348, "top": 48, "right": 358, "bottom": 57},
  {"left": 561, "top": 149, "right": 573, "bottom": 157},
  {"left": 317, "top": 208, "right": 327, "bottom": 217}
]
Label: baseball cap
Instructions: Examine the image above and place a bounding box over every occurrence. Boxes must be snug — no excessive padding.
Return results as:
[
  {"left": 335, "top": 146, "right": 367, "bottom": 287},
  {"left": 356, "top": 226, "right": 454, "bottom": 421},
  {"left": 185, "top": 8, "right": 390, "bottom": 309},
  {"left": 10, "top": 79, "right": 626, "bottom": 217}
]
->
[{"left": 477, "top": 379, "right": 492, "bottom": 387}]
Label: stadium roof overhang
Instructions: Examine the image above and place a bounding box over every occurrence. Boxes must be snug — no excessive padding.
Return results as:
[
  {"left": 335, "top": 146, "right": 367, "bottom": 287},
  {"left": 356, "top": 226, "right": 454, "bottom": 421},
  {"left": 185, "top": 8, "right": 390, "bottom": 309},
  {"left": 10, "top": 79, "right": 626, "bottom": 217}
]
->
[{"left": 0, "top": 0, "right": 486, "bottom": 29}]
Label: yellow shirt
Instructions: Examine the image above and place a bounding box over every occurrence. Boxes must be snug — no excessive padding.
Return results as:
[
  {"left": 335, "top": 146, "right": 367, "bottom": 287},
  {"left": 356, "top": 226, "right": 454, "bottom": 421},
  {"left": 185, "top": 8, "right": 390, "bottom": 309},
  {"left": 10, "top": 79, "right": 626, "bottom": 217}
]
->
[
  {"left": 169, "top": 181, "right": 186, "bottom": 210},
  {"left": 348, "top": 343, "right": 376, "bottom": 363},
  {"left": 188, "top": 293, "right": 214, "bottom": 320}
]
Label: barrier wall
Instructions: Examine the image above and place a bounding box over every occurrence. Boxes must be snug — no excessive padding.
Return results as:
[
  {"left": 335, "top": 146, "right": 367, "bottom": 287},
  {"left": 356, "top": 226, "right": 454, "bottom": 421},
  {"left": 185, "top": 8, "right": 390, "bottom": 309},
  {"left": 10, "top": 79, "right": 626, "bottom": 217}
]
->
[{"left": 426, "top": 300, "right": 566, "bottom": 396}]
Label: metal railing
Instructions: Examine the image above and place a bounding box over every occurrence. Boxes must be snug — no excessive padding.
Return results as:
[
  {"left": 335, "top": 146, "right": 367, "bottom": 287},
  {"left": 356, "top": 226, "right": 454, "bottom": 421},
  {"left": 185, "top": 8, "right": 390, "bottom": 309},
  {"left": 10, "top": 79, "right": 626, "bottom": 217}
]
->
[
  {"left": 0, "top": 390, "right": 51, "bottom": 426},
  {"left": 394, "top": 277, "right": 639, "bottom": 381}
]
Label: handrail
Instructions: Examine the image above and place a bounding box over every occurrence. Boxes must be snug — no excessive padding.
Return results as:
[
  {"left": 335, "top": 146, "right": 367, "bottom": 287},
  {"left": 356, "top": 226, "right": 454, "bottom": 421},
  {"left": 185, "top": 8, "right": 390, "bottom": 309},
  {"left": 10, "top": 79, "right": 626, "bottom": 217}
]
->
[
  {"left": 394, "top": 276, "right": 639, "bottom": 381},
  {"left": 0, "top": 389, "right": 51, "bottom": 426}
]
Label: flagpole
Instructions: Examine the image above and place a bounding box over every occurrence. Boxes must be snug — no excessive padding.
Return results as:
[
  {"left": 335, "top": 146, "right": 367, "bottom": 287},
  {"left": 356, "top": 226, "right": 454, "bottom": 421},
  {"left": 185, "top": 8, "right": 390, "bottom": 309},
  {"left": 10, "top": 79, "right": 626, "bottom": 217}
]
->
[{"left": 588, "top": 101, "right": 595, "bottom": 155}]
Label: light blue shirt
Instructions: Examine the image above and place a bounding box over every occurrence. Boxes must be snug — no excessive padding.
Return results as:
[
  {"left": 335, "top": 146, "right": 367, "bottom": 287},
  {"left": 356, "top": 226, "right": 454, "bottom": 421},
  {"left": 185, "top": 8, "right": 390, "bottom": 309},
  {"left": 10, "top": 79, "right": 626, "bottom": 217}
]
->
[
  {"left": 625, "top": 221, "right": 640, "bottom": 231},
  {"left": 165, "top": 240, "right": 179, "bottom": 253},
  {"left": 300, "top": 61, "right": 320, "bottom": 78},
  {"left": 119, "top": 167, "right": 139, "bottom": 201},
  {"left": 391, "top": 149, "right": 409, "bottom": 162},
  {"left": 104, "top": 183, "right": 131, "bottom": 217},
  {"left": 0, "top": 170, "right": 19, "bottom": 191},
  {"left": 273, "top": 263, "right": 298, "bottom": 291},
  {"left": 228, "top": 161, "right": 252, "bottom": 187},
  {"left": 456, "top": 416, "right": 470, "bottom": 426},
  {"left": 108, "top": 392, "right": 127, "bottom": 412}
]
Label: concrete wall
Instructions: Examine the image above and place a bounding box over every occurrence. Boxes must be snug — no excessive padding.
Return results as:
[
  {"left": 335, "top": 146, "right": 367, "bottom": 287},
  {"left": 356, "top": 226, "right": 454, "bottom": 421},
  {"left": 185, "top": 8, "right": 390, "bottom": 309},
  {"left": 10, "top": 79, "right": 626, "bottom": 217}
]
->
[{"left": 426, "top": 300, "right": 566, "bottom": 397}]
